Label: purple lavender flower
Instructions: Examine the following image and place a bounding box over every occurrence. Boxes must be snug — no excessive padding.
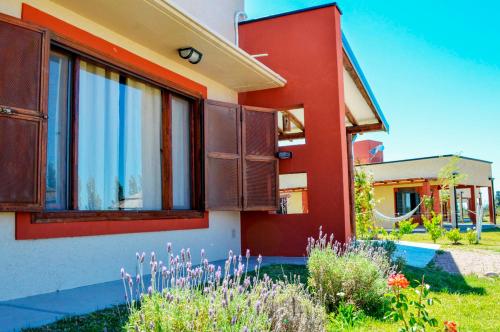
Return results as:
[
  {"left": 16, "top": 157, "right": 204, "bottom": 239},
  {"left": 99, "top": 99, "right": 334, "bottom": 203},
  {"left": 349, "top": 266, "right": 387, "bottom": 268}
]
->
[
  {"left": 166, "top": 242, "right": 172, "bottom": 253},
  {"left": 246, "top": 249, "right": 251, "bottom": 259},
  {"left": 257, "top": 254, "right": 262, "bottom": 265},
  {"left": 140, "top": 252, "right": 145, "bottom": 263},
  {"left": 255, "top": 300, "right": 261, "bottom": 313},
  {"left": 147, "top": 286, "right": 153, "bottom": 296},
  {"left": 120, "top": 268, "right": 125, "bottom": 279},
  {"left": 201, "top": 248, "right": 205, "bottom": 258}
]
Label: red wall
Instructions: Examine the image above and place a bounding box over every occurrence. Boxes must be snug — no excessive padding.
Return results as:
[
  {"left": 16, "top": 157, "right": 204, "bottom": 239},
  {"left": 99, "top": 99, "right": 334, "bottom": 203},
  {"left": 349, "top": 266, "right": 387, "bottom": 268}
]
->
[
  {"left": 353, "top": 140, "right": 383, "bottom": 164},
  {"left": 238, "top": 5, "right": 351, "bottom": 256}
]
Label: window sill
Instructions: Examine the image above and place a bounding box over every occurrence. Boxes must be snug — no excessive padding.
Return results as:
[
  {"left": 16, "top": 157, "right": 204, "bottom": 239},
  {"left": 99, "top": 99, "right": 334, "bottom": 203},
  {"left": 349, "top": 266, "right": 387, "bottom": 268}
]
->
[
  {"left": 33, "top": 210, "right": 205, "bottom": 223},
  {"left": 15, "top": 210, "right": 208, "bottom": 240}
]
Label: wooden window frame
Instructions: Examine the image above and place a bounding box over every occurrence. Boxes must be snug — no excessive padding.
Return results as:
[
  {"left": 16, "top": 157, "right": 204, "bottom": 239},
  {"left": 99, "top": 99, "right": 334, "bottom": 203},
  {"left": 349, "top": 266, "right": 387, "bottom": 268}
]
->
[{"left": 34, "top": 35, "right": 204, "bottom": 223}]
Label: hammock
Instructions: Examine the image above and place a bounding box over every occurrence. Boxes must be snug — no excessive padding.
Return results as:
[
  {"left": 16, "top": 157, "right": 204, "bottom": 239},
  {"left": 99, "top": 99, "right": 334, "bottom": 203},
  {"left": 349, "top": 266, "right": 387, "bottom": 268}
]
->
[{"left": 373, "top": 201, "right": 423, "bottom": 224}]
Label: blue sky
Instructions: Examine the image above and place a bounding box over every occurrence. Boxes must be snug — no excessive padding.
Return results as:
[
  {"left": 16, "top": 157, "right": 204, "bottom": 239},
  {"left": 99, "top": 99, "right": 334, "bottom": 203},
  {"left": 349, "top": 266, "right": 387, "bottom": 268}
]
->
[{"left": 246, "top": 0, "right": 500, "bottom": 185}]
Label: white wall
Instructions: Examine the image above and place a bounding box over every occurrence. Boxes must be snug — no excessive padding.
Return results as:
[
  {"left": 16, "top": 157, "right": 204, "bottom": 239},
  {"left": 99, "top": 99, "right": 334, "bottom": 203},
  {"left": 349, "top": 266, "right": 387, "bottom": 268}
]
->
[
  {"left": 170, "top": 0, "right": 245, "bottom": 44},
  {"left": 0, "top": 0, "right": 238, "bottom": 102},
  {"left": 0, "top": 212, "right": 240, "bottom": 301},
  {"left": 0, "top": 0, "right": 243, "bottom": 301}
]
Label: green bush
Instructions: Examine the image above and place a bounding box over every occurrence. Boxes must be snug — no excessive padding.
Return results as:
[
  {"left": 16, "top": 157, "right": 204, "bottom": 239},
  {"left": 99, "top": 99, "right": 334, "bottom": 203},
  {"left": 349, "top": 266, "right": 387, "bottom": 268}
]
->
[
  {"left": 392, "top": 218, "right": 419, "bottom": 240},
  {"left": 422, "top": 212, "right": 445, "bottom": 243},
  {"left": 446, "top": 228, "right": 463, "bottom": 245},
  {"left": 327, "top": 302, "right": 365, "bottom": 331},
  {"left": 307, "top": 230, "right": 395, "bottom": 315},
  {"left": 466, "top": 227, "right": 478, "bottom": 245}
]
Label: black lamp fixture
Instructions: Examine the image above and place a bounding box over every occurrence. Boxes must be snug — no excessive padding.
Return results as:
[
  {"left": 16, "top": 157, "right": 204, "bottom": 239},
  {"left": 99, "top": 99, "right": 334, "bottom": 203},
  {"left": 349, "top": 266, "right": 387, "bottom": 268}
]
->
[{"left": 178, "top": 47, "right": 203, "bottom": 64}]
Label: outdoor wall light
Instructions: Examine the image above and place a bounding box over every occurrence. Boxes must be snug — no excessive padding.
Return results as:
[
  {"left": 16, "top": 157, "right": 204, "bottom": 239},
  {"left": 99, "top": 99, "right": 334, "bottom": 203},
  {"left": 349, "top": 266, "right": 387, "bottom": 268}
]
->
[
  {"left": 178, "top": 47, "right": 203, "bottom": 64},
  {"left": 277, "top": 151, "right": 293, "bottom": 160}
]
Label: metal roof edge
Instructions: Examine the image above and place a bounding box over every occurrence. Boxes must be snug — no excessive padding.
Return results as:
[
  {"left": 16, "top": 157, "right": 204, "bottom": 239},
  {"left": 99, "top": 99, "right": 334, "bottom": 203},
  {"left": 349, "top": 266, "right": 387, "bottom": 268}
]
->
[
  {"left": 356, "top": 155, "right": 493, "bottom": 166},
  {"left": 342, "top": 32, "right": 390, "bottom": 133}
]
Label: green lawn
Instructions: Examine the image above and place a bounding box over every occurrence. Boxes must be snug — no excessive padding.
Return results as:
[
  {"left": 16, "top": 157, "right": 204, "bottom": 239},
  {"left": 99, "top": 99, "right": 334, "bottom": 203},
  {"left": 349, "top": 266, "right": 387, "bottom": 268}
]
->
[
  {"left": 402, "top": 227, "right": 500, "bottom": 252},
  {"left": 24, "top": 264, "right": 500, "bottom": 331}
]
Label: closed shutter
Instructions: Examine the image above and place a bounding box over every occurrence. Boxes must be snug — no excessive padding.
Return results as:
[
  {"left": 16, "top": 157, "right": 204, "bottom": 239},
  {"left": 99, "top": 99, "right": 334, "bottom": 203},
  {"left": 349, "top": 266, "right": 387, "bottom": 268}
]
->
[
  {"left": 0, "top": 15, "right": 48, "bottom": 211},
  {"left": 241, "top": 106, "right": 279, "bottom": 211},
  {"left": 204, "top": 100, "right": 242, "bottom": 210}
]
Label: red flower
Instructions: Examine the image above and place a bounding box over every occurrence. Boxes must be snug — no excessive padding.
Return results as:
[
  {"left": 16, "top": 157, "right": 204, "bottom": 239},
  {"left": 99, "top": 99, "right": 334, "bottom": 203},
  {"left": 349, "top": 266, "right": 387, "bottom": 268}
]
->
[
  {"left": 444, "top": 321, "right": 457, "bottom": 332},
  {"left": 387, "top": 273, "right": 410, "bottom": 289}
]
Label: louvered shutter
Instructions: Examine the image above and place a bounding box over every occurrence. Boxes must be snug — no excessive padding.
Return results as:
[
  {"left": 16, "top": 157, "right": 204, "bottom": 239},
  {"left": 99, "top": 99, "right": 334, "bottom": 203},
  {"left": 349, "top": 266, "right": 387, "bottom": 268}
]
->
[
  {"left": 0, "top": 15, "right": 48, "bottom": 211},
  {"left": 241, "top": 106, "right": 279, "bottom": 211},
  {"left": 204, "top": 100, "right": 242, "bottom": 210}
]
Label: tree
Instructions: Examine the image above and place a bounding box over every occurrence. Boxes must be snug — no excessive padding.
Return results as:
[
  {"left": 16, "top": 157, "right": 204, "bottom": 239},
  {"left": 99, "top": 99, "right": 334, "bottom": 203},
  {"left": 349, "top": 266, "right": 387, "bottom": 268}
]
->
[
  {"left": 354, "top": 167, "right": 376, "bottom": 239},
  {"left": 437, "top": 156, "right": 467, "bottom": 215}
]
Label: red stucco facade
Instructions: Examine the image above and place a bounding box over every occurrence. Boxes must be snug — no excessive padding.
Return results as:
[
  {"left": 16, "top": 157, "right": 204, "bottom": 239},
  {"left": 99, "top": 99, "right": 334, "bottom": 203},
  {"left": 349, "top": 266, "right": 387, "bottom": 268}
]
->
[
  {"left": 238, "top": 5, "right": 352, "bottom": 256},
  {"left": 353, "top": 140, "right": 384, "bottom": 164}
]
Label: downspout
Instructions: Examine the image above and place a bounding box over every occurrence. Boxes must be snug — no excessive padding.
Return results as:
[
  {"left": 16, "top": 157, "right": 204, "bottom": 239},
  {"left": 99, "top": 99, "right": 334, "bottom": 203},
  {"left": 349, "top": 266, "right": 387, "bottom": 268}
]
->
[{"left": 234, "top": 11, "right": 248, "bottom": 46}]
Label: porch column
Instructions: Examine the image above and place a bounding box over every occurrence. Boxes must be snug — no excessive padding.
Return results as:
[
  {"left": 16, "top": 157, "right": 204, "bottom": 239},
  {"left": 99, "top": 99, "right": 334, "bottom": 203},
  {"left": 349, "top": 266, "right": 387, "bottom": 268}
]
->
[
  {"left": 488, "top": 186, "right": 495, "bottom": 224},
  {"left": 421, "top": 180, "right": 431, "bottom": 218},
  {"left": 491, "top": 177, "right": 497, "bottom": 224},
  {"left": 347, "top": 133, "right": 356, "bottom": 235},
  {"left": 469, "top": 185, "right": 476, "bottom": 224},
  {"left": 432, "top": 185, "right": 441, "bottom": 214},
  {"left": 450, "top": 185, "right": 457, "bottom": 227}
]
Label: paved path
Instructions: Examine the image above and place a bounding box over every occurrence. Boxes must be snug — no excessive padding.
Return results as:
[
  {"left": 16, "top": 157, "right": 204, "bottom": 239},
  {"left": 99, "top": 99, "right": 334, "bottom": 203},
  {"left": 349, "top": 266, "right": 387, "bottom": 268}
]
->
[{"left": 433, "top": 249, "right": 500, "bottom": 276}]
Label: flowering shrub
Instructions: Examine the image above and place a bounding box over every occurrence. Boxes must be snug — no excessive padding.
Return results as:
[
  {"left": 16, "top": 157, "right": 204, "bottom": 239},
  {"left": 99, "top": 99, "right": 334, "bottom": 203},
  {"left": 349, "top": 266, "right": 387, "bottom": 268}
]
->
[
  {"left": 307, "top": 227, "right": 395, "bottom": 314},
  {"left": 422, "top": 212, "right": 445, "bottom": 243},
  {"left": 121, "top": 245, "right": 325, "bottom": 331},
  {"left": 444, "top": 320, "right": 458, "bottom": 332},
  {"left": 446, "top": 228, "right": 463, "bottom": 245},
  {"left": 364, "top": 240, "right": 397, "bottom": 260},
  {"left": 466, "top": 227, "right": 478, "bottom": 244},
  {"left": 384, "top": 273, "right": 440, "bottom": 332}
]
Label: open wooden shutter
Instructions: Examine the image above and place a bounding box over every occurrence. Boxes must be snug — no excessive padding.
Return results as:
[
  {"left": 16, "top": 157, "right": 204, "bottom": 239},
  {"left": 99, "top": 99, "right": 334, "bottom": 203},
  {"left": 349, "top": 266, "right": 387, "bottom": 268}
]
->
[
  {"left": 241, "top": 106, "right": 279, "bottom": 211},
  {"left": 204, "top": 100, "right": 242, "bottom": 210},
  {"left": 0, "top": 15, "right": 48, "bottom": 211}
]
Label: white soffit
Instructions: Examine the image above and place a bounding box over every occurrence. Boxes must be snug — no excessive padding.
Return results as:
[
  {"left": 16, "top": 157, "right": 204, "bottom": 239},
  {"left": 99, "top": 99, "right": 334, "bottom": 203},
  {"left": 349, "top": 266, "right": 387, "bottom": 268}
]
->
[
  {"left": 343, "top": 67, "right": 378, "bottom": 126},
  {"left": 50, "top": 0, "right": 286, "bottom": 92}
]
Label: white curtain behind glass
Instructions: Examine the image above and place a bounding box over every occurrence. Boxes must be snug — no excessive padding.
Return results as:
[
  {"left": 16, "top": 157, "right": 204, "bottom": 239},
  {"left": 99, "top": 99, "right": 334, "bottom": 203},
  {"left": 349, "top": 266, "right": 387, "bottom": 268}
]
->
[
  {"left": 171, "top": 96, "right": 191, "bottom": 209},
  {"left": 124, "top": 78, "right": 162, "bottom": 210},
  {"left": 78, "top": 60, "right": 161, "bottom": 210}
]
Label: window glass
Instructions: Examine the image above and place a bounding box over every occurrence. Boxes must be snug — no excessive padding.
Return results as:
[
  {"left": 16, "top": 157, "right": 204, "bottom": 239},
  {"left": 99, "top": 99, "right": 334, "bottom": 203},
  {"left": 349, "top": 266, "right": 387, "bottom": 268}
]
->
[
  {"left": 396, "top": 189, "right": 420, "bottom": 215},
  {"left": 45, "top": 51, "right": 71, "bottom": 210},
  {"left": 77, "top": 60, "right": 162, "bottom": 210},
  {"left": 278, "top": 107, "right": 305, "bottom": 147},
  {"left": 277, "top": 173, "right": 308, "bottom": 214},
  {"left": 171, "top": 96, "right": 191, "bottom": 209}
]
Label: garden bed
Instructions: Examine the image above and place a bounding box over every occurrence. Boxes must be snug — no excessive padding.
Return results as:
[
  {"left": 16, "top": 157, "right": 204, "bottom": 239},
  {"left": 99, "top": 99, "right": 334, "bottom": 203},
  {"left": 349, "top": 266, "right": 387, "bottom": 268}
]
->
[{"left": 24, "top": 263, "right": 500, "bottom": 332}]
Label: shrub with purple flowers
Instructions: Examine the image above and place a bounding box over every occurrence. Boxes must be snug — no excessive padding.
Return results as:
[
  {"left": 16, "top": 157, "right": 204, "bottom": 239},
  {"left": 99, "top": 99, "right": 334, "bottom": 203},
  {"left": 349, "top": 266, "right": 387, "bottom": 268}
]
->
[
  {"left": 307, "top": 227, "right": 395, "bottom": 315},
  {"left": 121, "top": 245, "right": 325, "bottom": 331}
]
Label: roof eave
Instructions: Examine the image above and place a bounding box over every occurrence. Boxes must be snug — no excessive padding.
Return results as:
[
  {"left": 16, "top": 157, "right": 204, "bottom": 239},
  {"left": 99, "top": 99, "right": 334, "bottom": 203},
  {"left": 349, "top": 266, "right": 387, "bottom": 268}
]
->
[{"left": 342, "top": 32, "right": 389, "bottom": 133}]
